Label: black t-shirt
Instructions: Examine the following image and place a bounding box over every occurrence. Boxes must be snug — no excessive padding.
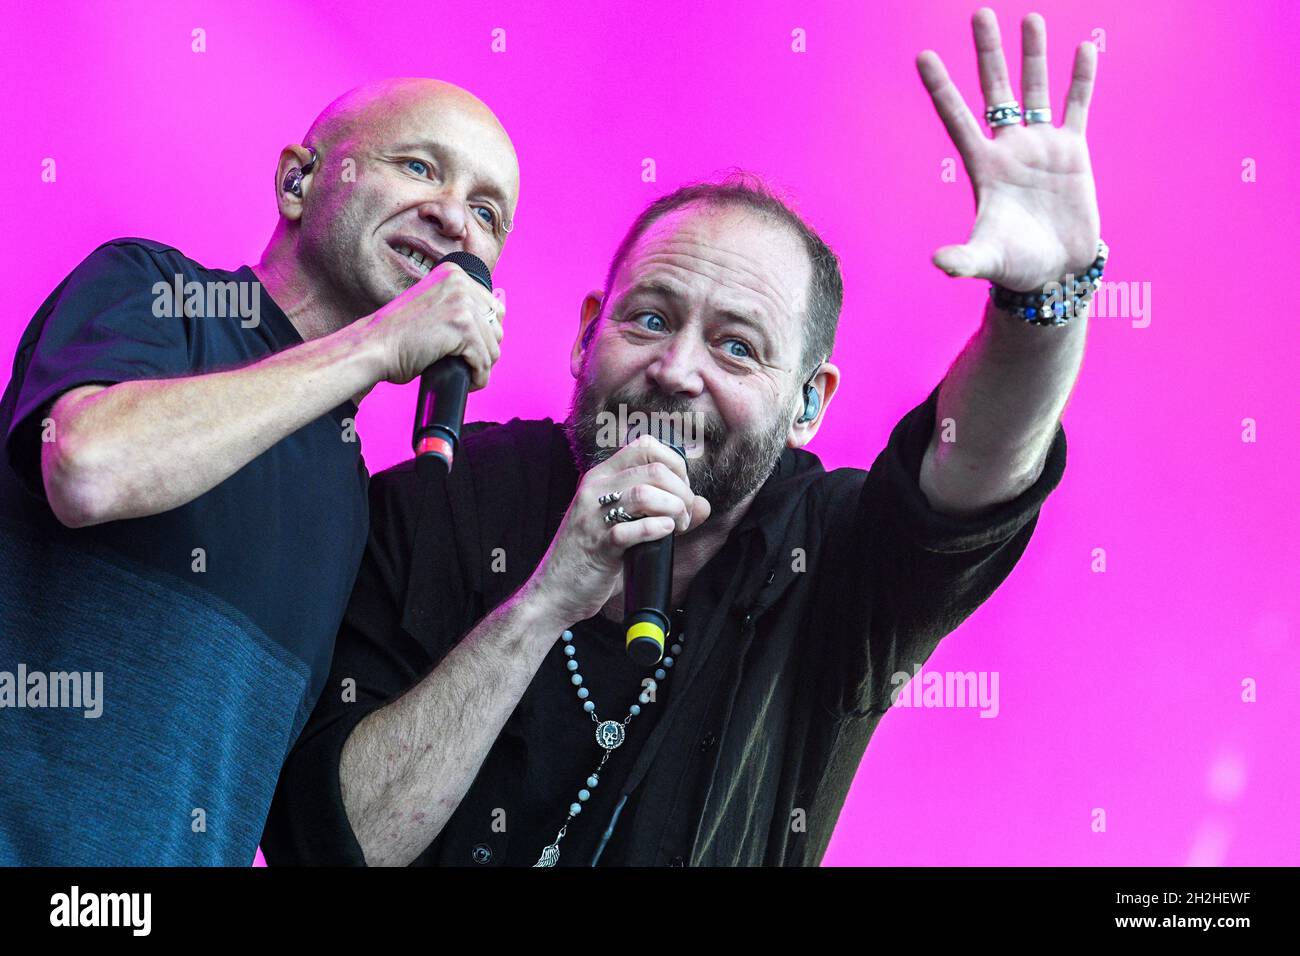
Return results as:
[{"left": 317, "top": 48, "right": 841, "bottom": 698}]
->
[{"left": 0, "top": 238, "right": 369, "bottom": 865}]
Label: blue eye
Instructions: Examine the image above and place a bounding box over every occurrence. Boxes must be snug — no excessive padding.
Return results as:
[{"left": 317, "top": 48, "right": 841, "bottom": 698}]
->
[
  {"left": 405, "top": 159, "right": 431, "bottom": 176},
  {"left": 475, "top": 206, "right": 497, "bottom": 227},
  {"left": 633, "top": 311, "right": 668, "bottom": 332},
  {"left": 723, "top": 339, "right": 754, "bottom": 359}
]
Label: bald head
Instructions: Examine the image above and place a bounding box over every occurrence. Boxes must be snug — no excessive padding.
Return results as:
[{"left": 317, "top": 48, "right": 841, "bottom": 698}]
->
[
  {"left": 302, "top": 78, "right": 519, "bottom": 214},
  {"left": 306, "top": 79, "right": 510, "bottom": 173},
  {"left": 257, "top": 77, "right": 520, "bottom": 335}
]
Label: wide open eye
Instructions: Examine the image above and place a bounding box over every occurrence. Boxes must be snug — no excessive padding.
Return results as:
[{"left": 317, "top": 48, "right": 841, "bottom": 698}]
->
[
  {"left": 721, "top": 338, "right": 754, "bottom": 360},
  {"left": 632, "top": 311, "right": 668, "bottom": 332}
]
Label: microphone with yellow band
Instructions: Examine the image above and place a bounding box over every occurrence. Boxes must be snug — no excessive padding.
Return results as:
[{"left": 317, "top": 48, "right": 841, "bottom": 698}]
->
[{"left": 622, "top": 421, "right": 686, "bottom": 666}]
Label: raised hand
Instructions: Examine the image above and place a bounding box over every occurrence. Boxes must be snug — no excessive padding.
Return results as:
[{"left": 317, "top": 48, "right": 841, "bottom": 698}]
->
[{"left": 916, "top": 9, "right": 1101, "bottom": 292}]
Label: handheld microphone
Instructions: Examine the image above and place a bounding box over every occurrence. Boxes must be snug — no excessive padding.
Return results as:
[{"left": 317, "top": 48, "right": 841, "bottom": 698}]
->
[
  {"left": 623, "top": 420, "right": 686, "bottom": 666},
  {"left": 411, "top": 251, "right": 493, "bottom": 478}
]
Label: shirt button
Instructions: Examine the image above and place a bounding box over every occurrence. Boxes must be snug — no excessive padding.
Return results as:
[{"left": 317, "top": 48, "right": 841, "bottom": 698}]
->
[
  {"left": 471, "top": 843, "right": 493, "bottom": 864},
  {"left": 699, "top": 731, "right": 717, "bottom": 752}
]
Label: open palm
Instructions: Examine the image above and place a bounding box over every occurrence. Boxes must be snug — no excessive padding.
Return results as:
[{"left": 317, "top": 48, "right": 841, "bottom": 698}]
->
[{"left": 917, "top": 9, "right": 1101, "bottom": 293}]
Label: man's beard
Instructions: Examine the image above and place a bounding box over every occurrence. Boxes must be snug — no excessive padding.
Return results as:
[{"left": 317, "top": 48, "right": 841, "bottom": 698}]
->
[{"left": 563, "top": 366, "right": 793, "bottom": 517}]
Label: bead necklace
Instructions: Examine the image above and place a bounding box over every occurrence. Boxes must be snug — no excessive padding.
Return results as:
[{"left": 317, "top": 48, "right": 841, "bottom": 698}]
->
[{"left": 533, "top": 625, "right": 686, "bottom": 867}]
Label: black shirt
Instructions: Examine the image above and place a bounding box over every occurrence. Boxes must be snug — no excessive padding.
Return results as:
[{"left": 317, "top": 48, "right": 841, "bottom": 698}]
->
[
  {"left": 517, "top": 610, "right": 674, "bottom": 868},
  {"left": 261, "top": 382, "right": 1066, "bottom": 866},
  {"left": 0, "top": 238, "right": 369, "bottom": 865}
]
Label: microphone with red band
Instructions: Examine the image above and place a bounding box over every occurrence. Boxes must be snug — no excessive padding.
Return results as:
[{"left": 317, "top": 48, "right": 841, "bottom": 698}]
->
[{"left": 411, "top": 251, "right": 494, "bottom": 478}]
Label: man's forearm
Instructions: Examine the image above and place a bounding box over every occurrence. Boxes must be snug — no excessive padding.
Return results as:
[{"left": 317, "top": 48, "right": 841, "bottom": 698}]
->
[
  {"left": 919, "top": 297, "right": 1087, "bottom": 515},
  {"left": 42, "top": 319, "right": 384, "bottom": 527},
  {"left": 338, "top": 580, "right": 571, "bottom": 867}
]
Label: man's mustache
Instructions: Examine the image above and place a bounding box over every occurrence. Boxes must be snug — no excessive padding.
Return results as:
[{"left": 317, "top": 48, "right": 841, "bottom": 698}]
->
[{"left": 597, "top": 392, "right": 726, "bottom": 447}]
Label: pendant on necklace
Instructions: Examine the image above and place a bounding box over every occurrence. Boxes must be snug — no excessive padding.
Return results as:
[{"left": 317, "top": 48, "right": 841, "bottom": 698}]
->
[
  {"left": 534, "top": 842, "right": 560, "bottom": 867},
  {"left": 595, "top": 719, "right": 625, "bottom": 750}
]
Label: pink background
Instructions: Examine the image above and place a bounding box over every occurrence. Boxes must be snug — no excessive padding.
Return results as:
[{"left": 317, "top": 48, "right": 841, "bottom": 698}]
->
[{"left": 3, "top": 0, "right": 1296, "bottom": 867}]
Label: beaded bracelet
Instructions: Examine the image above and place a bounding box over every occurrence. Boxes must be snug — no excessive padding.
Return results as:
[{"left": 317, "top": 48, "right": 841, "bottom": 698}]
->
[{"left": 989, "top": 238, "right": 1109, "bottom": 326}]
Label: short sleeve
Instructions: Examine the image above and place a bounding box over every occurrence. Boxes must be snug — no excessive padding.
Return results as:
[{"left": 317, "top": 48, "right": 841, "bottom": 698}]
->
[
  {"left": 3, "top": 241, "right": 195, "bottom": 498},
  {"left": 818, "top": 380, "right": 1067, "bottom": 719},
  {"left": 259, "top": 466, "right": 450, "bottom": 866}
]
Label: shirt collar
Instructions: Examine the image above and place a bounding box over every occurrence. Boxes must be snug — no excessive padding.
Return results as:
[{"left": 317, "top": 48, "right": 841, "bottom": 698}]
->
[{"left": 730, "top": 443, "right": 824, "bottom": 568}]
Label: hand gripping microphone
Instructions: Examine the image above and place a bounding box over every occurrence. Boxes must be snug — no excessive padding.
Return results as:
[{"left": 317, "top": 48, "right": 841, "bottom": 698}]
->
[
  {"left": 411, "top": 251, "right": 493, "bottom": 478},
  {"left": 623, "top": 420, "right": 686, "bottom": 666}
]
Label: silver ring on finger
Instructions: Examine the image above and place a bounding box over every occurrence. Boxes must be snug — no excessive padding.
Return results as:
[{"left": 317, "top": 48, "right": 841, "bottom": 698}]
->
[
  {"left": 603, "top": 506, "right": 636, "bottom": 526},
  {"left": 1023, "top": 107, "right": 1052, "bottom": 125},
  {"left": 985, "top": 100, "right": 1022, "bottom": 128},
  {"left": 597, "top": 491, "right": 623, "bottom": 506}
]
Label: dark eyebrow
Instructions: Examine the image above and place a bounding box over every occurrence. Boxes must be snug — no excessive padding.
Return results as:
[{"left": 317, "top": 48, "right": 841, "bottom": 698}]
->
[
  {"left": 393, "top": 138, "right": 512, "bottom": 210},
  {"left": 623, "top": 278, "right": 775, "bottom": 351}
]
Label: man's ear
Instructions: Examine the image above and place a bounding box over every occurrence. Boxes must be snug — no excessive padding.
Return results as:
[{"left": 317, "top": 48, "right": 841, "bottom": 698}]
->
[
  {"left": 571, "top": 289, "right": 604, "bottom": 379},
  {"left": 274, "top": 145, "right": 316, "bottom": 221},
  {"left": 786, "top": 361, "right": 841, "bottom": 448}
]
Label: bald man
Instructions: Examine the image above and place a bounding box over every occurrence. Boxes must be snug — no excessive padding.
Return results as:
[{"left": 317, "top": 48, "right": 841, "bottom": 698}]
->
[{"left": 0, "top": 78, "right": 519, "bottom": 865}]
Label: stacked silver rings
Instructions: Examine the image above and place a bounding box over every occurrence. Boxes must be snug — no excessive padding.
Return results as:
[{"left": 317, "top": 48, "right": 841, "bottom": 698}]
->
[
  {"left": 984, "top": 100, "right": 1052, "bottom": 128},
  {"left": 603, "top": 506, "right": 634, "bottom": 525}
]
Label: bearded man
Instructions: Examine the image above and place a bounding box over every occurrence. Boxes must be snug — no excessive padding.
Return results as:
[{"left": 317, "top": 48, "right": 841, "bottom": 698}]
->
[{"left": 262, "top": 10, "right": 1097, "bottom": 866}]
